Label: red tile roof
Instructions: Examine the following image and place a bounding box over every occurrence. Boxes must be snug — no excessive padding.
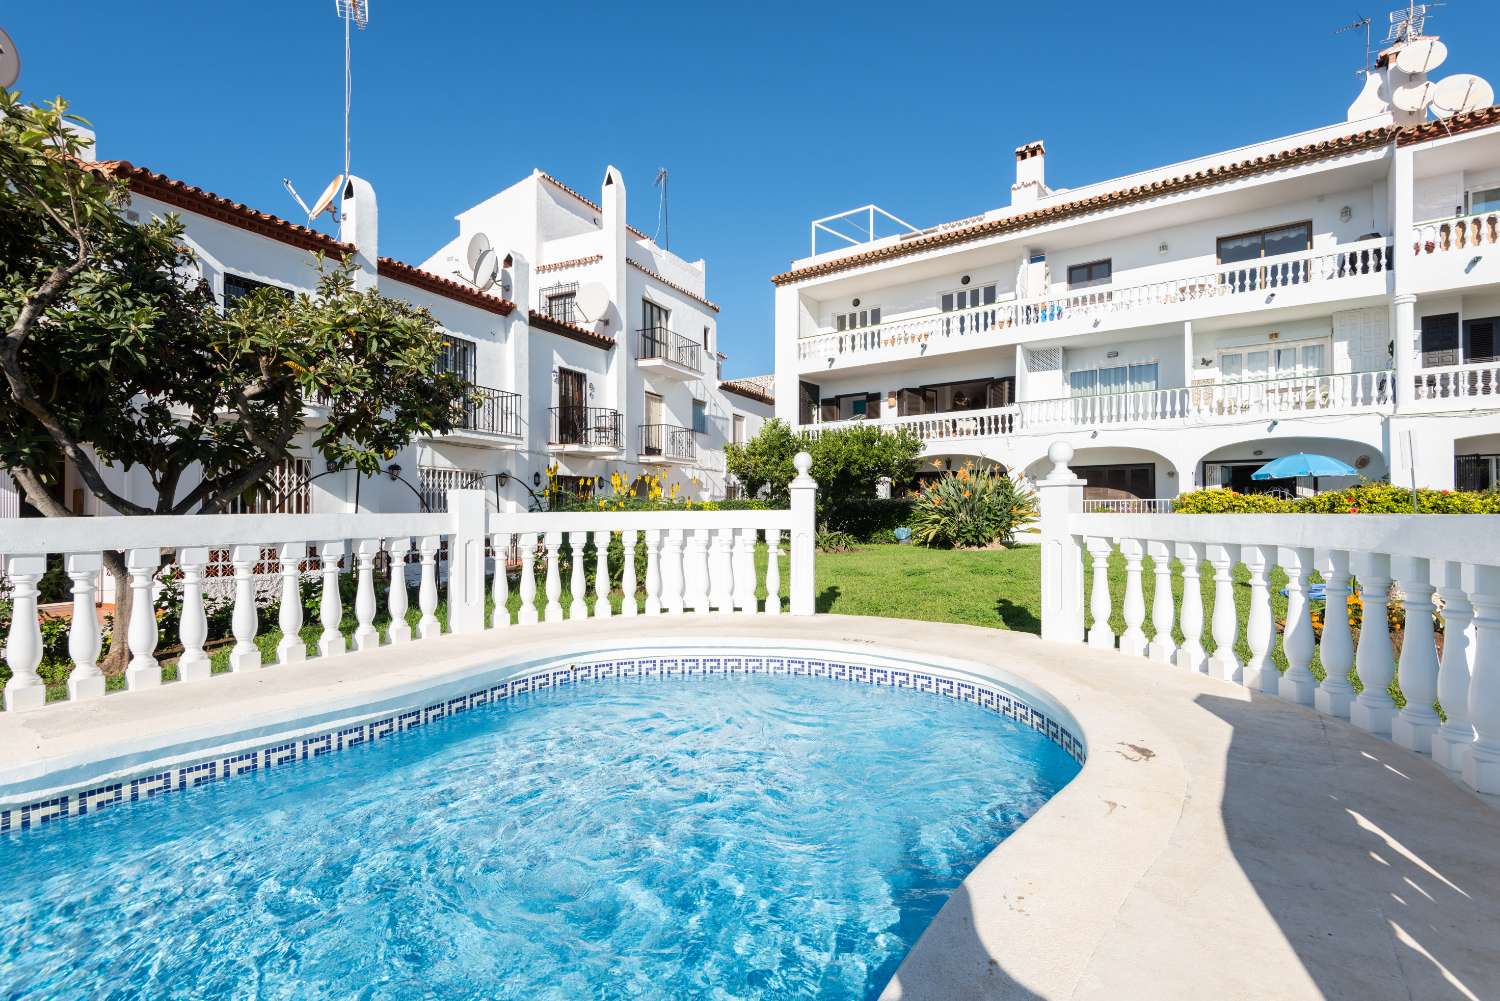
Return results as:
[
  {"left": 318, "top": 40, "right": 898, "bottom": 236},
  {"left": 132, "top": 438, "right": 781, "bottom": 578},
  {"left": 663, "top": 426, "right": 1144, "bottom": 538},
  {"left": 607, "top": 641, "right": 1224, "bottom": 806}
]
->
[
  {"left": 720, "top": 378, "right": 773, "bottom": 406},
  {"left": 376, "top": 257, "right": 516, "bottom": 315},
  {"left": 536, "top": 254, "right": 604, "bottom": 273},
  {"left": 527, "top": 309, "right": 615, "bottom": 350},
  {"left": 628, "top": 258, "right": 719, "bottom": 312}
]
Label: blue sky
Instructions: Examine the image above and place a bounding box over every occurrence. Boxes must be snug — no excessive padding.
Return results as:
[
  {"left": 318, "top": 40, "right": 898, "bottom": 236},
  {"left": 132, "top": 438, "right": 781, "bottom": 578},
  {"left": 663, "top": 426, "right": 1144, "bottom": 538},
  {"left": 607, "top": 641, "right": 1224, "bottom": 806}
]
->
[{"left": 8, "top": 2, "right": 1499, "bottom": 377}]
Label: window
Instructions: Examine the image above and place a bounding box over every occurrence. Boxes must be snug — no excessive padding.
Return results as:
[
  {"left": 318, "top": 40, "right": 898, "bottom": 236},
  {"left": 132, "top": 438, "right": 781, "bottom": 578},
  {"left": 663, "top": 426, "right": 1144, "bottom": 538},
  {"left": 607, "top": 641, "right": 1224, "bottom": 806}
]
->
[
  {"left": 1069, "top": 363, "right": 1157, "bottom": 396},
  {"left": 1457, "top": 454, "right": 1500, "bottom": 492},
  {"left": 643, "top": 298, "right": 670, "bottom": 332},
  {"left": 732, "top": 414, "right": 746, "bottom": 445},
  {"left": 1421, "top": 313, "right": 1459, "bottom": 368},
  {"left": 798, "top": 380, "right": 820, "bottom": 425},
  {"left": 940, "top": 284, "right": 998, "bottom": 312},
  {"left": 438, "top": 337, "right": 477, "bottom": 383},
  {"left": 541, "top": 282, "right": 577, "bottom": 324},
  {"left": 1217, "top": 222, "right": 1312, "bottom": 264},
  {"left": 229, "top": 457, "right": 311, "bottom": 514},
  {"left": 1066, "top": 260, "right": 1112, "bottom": 289},
  {"left": 703, "top": 325, "right": 712, "bottom": 350},
  {"left": 1468, "top": 187, "right": 1500, "bottom": 215},
  {"left": 819, "top": 392, "right": 881, "bottom": 421},
  {"left": 1218, "top": 340, "right": 1329, "bottom": 382},
  {"left": 418, "top": 466, "right": 484, "bottom": 513},
  {"left": 834, "top": 307, "right": 881, "bottom": 331},
  {"left": 692, "top": 399, "right": 707, "bottom": 434},
  {"left": 1465, "top": 316, "right": 1499, "bottom": 365},
  {"left": 894, "top": 379, "right": 1010, "bottom": 415},
  {"left": 222, "top": 273, "right": 288, "bottom": 309}
]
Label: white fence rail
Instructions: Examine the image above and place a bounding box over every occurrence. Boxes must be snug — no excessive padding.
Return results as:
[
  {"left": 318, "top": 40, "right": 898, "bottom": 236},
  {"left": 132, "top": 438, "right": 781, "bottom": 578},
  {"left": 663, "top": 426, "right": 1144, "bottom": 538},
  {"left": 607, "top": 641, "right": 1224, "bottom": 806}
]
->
[
  {"left": 1412, "top": 360, "right": 1500, "bottom": 403},
  {"left": 1036, "top": 441, "right": 1500, "bottom": 797},
  {"left": 0, "top": 457, "right": 819, "bottom": 714}
]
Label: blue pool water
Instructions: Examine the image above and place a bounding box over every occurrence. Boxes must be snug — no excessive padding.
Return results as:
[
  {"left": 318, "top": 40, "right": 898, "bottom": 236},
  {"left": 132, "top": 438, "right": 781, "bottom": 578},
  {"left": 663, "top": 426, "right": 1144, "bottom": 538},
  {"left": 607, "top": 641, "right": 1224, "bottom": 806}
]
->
[{"left": 0, "top": 674, "right": 1079, "bottom": 1000}]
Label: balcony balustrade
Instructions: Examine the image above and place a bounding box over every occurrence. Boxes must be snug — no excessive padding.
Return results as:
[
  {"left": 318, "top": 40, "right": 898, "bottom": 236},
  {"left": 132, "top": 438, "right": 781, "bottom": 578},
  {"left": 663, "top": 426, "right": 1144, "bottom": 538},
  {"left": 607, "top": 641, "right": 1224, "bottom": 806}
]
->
[
  {"left": 637, "top": 327, "right": 701, "bottom": 378},
  {"left": 640, "top": 423, "right": 697, "bottom": 463},
  {"left": 1412, "top": 360, "right": 1500, "bottom": 404},
  {"left": 549, "top": 406, "right": 622, "bottom": 452},
  {"left": 457, "top": 386, "right": 523, "bottom": 438},
  {"left": 797, "top": 239, "right": 1394, "bottom": 370},
  {"left": 1414, "top": 214, "right": 1500, "bottom": 257}
]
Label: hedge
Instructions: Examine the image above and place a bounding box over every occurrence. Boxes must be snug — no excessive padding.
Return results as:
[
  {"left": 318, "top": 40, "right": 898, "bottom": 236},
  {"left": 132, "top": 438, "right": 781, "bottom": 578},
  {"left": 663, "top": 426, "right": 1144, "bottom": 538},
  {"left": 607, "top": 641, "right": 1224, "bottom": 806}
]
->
[{"left": 1172, "top": 483, "right": 1500, "bottom": 514}]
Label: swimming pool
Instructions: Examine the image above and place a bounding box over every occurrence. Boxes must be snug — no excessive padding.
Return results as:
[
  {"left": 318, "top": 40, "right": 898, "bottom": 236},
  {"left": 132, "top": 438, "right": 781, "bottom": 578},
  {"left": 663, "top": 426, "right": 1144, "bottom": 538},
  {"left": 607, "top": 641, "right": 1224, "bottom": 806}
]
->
[{"left": 0, "top": 669, "right": 1079, "bottom": 1000}]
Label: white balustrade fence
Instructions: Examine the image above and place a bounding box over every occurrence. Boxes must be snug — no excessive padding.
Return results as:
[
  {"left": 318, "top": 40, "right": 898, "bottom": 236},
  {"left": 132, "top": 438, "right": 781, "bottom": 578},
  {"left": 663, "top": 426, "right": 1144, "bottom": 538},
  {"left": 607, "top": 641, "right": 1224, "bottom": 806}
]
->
[
  {"left": 1412, "top": 360, "right": 1500, "bottom": 403},
  {"left": 1036, "top": 441, "right": 1500, "bottom": 797},
  {"left": 1415, "top": 213, "right": 1500, "bottom": 256},
  {"left": 0, "top": 456, "right": 819, "bottom": 714}
]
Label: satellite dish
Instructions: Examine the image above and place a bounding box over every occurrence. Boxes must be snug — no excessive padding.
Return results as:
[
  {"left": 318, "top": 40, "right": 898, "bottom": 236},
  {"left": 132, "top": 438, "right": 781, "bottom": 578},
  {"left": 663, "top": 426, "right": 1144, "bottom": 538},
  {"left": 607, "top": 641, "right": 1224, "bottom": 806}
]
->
[
  {"left": 1432, "top": 74, "right": 1495, "bottom": 118},
  {"left": 465, "top": 232, "right": 492, "bottom": 272},
  {"left": 574, "top": 282, "right": 610, "bottom": 322},
  {"left": 471, "top": 248, "right": 498, "bottom": 291},
  {"left": 1395, "top": 38, "right": 1447, "bottom": 76},
  {"left": 1392, "top": 79, "right": 1436, "bottom": 113},
  {"left": 0, "top": 27, "right": 19, "bottom": 90},
  {"left": 308, "top": 174, "right": 344, "bottom": 220}
]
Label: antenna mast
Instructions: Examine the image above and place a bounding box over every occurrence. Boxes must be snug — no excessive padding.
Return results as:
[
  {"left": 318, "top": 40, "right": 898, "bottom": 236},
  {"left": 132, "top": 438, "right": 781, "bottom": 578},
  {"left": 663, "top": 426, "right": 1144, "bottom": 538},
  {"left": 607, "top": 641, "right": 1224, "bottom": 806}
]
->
[
  {"left": 1335, "top": 14, "right": 1373, "bottom": 74},
  {"left": 335, "top": 0, "right": 369, "bottom": 181},
  {"left": 653, "top": 168, "right": 669, "bottom": 251}
]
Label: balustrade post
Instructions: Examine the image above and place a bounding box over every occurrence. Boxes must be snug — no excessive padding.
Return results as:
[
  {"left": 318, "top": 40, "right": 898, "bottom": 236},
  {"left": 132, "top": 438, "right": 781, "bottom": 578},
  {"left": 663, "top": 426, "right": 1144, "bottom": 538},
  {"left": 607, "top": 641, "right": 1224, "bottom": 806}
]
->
[
  {"left": 1462, "top": 564, "right": 1500, "bottom": 793},
  {"left": 1277, "top": 547, "right": 1317, "bottom": 705},
  {"left": 352, "top": 539, "right": 380, "bottom": 651},
  {"left": 1205, "top": 543, "right": 1241, "bottom": 683},
  {"left": 1118, "top": 538, "right": 1148, "bottom": 657},
  {"left": 1391, "top": 556, "right": 1441, "bottom": 753},
  {"left": 1315, "top": 550, "right": 1356, "bottom": 718},
  {"left": 277, "top": 544, "right": 308, "bottom": 661},
  {"left": 385, "top": 538, "right": 412, "bottom": 643},
  {"left": 318, "top": 541, "right": 349, "bottom": 657},
  {"left": 2, "top": 555, "right": 47, "bottom": 711},
  {"left": 417, "top": 536, "right": 442, "bottom": 639},
  {"left": 1242, "top": 545, "right": 1277, "bottom": 693},
  {"left": 227, "top": 544, "right": 262, "bottom": 672},
  {"left": 662, "top": 528, "right": 685, "bottom": 614},
  {"left": 1085, "top": 537, "right": 1116, "bottom": 650},
  {"left": 1175, "top": 542, "right": 1207, "bottom": 672},
  {"left": 517, "top": 532, "right": 540, "bottom": 625},
  {"left": 124, "top": 547, "right": 162, "bottom": 690},
  {"left": 1146, "top": 541, "right": 1177, "bottom": 663},
  {"left": 1038, "top": 443, "right": 1085, "bottom": 643},
  {"left": 64, "top": 553, "right": 107, "bottom": 699},
  {"left": 1350, "top": 552, "right": 1397, "bottom": 735},
  {"left": 1432, "top": 561, "right": 1475, "bottom": 769},
  {"left": 621, "top": 530, "right": 640, "bottom": 617},
  {"left": 641, "top": 530, "right": 661, "bottom": 616},
  {"left": 709, "top": 528, "right": 734, "bottom": 612},
  {"left": 447, "top": 490, "right": 487, "bottom": 635},
  {"left": 765, "top": 529, "right": 783, "bottom": 615},
  {"left": 543, "top": 531, "right": 563, "bottom": 623},
  {"left": 788, "top": 451, "right": 818, "bottom": 616},
  {"left": 175, "top": 552, "right": 214, "bottom": 684},
  {"left": 734, "top": 528, "right": 757, "bottom": 613},
  {"left": 594, "top": 530, "right": 613, "bottom": 619},
  {"left": 568, "top": 531, "right": 588, "bottom": 618},
  {"left": 687, "top": 529, "right": 712, "bottom": 614},
  {"left": 491, "top": 532, "right": 511, "bottom": 629}
]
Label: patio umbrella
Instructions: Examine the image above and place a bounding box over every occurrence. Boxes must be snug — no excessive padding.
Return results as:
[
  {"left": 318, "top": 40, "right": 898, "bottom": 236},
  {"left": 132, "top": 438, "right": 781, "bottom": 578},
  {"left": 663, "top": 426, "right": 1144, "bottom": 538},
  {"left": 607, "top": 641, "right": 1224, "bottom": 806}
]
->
[{"left": 1251, "top": 453, "right": 1357, "bottom": 480}]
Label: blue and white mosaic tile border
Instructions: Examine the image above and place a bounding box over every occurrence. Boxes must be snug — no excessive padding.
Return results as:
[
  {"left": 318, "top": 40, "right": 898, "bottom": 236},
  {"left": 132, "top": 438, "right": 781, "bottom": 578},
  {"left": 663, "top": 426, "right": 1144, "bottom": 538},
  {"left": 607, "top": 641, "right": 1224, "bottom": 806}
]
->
[{"left": 0, "top": 652, "right": 1085, "bottom": 835}]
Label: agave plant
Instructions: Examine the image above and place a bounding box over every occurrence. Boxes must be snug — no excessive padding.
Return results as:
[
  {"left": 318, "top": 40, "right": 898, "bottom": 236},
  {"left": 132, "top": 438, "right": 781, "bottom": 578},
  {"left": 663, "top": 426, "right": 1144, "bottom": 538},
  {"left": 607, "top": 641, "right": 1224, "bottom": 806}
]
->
[{"left": 909, "top": 464, "right": 1038, "bottom": 549}]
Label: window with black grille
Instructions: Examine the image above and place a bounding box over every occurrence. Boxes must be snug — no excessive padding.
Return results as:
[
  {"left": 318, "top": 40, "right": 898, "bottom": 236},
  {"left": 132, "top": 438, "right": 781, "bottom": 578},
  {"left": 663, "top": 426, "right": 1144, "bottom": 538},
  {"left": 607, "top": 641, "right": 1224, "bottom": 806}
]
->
[
  {"left": 222, "top": 273, "right": 289, "bottom": 309},
  {"left": 541, "top": 282, "right": 578, "bottom": 324}
]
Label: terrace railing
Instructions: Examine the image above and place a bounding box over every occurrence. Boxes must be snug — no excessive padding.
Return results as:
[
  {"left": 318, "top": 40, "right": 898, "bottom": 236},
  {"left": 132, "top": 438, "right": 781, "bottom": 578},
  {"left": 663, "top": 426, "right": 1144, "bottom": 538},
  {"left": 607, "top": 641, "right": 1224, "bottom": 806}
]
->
[
  {"left": 1414, "top": 213, "right": 1500, "bottom": 257},
  {"left": 459, "top": 386, "right": 523, "bottom": 438},
  {"left": 1412, "top": 360, "right": 1500, "bottom": 403},
  {"left": 0, "top": 455, "right": 819, "bottom": 714},
  {"left": 549, "top": 406, "right": 622, "bottom": 449},
  {"left": 1035, "top": 441, "right": 1500, "bottom": 797},
  {"left": 638, "top": 327, "right": 701, "bottom": 371},
  {"left": 640, "top": 423, "right": 697, "bottom": 462}
]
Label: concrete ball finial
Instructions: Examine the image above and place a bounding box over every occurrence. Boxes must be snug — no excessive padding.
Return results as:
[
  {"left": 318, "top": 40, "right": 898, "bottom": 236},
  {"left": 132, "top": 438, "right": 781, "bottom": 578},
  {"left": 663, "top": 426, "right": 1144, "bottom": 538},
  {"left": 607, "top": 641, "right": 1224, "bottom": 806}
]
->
[
  {"left": 793, "top": 451, "right": 813, "bottom": 474},
  {"left": 1047, "top": 441, "right": 1074, "bottom": 467}
]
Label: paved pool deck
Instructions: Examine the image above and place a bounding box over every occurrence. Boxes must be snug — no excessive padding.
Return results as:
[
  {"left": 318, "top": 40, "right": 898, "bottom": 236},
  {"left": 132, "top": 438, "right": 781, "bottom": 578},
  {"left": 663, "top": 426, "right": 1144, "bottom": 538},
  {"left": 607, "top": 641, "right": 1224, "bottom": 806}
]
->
[{"left": 1, "top": 614, "right": 1496, "bottom": 1000}]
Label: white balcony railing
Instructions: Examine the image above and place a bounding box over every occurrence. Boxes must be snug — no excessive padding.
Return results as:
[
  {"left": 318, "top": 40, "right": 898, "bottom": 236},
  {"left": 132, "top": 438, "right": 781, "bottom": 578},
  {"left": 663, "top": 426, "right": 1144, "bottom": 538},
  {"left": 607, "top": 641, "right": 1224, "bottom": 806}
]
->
[
  {"left": 1081, "top": 498, "right": 1175, "bottom": 513},
  {"left": 0, "top": 460, "right": 819, "bottom": 714},
  {"left": 1412, "top": 360, "right": 1500, "bottom": 403},
  {"left": 797, "top": 239, "right": 1394, "bottom": 368},
  {"left": 802, "top": 371, "right": 1394, "bottom": 445},
  {"left": 1414, "top": 213, "right": 1500, "bottom": 257}
]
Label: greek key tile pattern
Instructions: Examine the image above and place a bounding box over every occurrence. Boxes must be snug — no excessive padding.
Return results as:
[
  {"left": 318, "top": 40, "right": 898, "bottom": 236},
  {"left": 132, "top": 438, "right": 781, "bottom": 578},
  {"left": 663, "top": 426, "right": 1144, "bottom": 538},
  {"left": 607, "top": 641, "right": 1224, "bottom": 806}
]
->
[{"left": 0, "top": 654, "right": 1083, "bottom": 835}]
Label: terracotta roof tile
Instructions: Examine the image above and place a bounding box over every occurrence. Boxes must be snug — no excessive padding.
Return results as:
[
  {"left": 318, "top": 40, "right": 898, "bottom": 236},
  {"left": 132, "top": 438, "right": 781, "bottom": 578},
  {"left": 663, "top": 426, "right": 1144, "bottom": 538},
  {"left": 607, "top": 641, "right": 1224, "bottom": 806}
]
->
[
  {"left": 527, "top": 309, "right": 615, "bottom": 350},
  {"left": 720, "top": 378, "right": 773, "bottom": 406},
  {"left": 376, "top": 257, "right": 516, "bottom": 315},
  {"left": 536, "top": 254, "right": 604, "bottom": 273},
  {"left": 1396, "top": 104, "right": 1500, "bottom": 146},
  {"left": 628, "top": 258, "right": 719, "bottom": 312}
]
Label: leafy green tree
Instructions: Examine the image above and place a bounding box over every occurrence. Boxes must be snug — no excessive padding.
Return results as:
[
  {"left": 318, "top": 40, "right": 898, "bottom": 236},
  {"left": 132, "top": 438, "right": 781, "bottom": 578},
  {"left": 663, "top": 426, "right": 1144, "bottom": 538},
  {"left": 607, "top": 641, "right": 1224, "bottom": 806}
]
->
[
  {"left": 726, "top": 418, "right": 923, "bottom": 516},
  {"left": 0, "top": 91, "right": 467, "bottom": 673}
]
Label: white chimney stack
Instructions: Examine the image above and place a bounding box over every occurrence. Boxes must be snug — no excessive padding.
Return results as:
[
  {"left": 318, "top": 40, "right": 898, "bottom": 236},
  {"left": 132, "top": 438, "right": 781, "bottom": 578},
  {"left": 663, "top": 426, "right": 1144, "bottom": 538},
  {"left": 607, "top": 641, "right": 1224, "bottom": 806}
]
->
[
  {"left": 339, "top": 175, "right": 378, "bottom": 292},
  {"left": 1012, "top": 141, "right": 1048, "bottom": 207}
]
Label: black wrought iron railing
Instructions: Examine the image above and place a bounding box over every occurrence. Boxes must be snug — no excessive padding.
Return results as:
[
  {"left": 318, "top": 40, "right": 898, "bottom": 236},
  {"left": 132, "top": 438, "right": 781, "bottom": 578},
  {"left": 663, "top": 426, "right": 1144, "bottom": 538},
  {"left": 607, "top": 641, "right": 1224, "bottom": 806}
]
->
[
  {"left": 639, "top": 423, "right": 696, "bottom": 462},
  {"left": 458, "top": 386, "right": 523, "bottom": 437},
  {"left": 540, "top": 282, "right": 578, "bottom": 325},
  {"left": 637, "top": 326, "right": 700, "bottom": 370},
  {"left": 549, "top": 406, "right": 622, "bottom": 449}
]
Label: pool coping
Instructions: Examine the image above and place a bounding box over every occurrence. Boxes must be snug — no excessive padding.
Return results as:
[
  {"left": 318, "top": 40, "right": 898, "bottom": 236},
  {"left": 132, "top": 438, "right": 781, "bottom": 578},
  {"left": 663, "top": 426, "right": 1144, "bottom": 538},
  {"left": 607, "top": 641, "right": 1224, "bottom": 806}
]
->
[{"left": 1, "top": 615, "right": 1497, "bottom": 1001}]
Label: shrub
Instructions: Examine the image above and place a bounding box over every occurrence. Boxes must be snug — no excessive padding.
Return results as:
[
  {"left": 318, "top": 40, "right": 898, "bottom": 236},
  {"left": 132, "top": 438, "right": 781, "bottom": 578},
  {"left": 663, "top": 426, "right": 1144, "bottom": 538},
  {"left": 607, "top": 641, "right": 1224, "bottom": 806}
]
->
[
  {"left": 1170, "top": 490, "right": 1293, "bottom": 513},
  {"left": 909, "top": 466, "right": 1038, "bottom": 549},
  {"left": 726, "top": 418, "right": 923, "bottom": 523},
  {"left": 826, "top": 497, "right": 914, "bottom": 541},
  {"left": 1172, "top": 482, "right": 1500, "bottom": 514}
]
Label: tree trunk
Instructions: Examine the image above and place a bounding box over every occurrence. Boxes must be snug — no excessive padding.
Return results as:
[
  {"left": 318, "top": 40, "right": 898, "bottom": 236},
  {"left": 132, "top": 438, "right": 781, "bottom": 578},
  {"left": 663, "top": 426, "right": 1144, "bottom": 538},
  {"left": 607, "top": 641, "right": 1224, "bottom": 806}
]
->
[{"left": 100, "top": 548, "right": 131, "bottom": 677}]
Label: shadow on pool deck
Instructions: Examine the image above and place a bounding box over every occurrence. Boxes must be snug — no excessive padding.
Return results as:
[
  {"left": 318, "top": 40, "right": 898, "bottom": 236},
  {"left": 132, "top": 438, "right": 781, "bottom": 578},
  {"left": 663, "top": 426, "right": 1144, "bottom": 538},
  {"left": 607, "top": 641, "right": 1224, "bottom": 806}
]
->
[{"left": 1199, "top": 691, "right": 1500, "bottom": 1001}]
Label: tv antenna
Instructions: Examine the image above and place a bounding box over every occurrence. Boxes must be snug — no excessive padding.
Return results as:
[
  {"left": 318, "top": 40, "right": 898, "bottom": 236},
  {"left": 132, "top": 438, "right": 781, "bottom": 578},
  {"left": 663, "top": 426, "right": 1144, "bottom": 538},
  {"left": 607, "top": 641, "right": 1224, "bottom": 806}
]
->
[
  {"left": 335, "top": 0, "right": 369, "bottom": 183},
  {"left": 653, "top": 168, "right": 669, "bottom": 250},
  {"left": 1335, "top": 14, "right": 1373, "bottom": 75},
  {"left": 1382, "top": 2, "right": 1440, "bottom": 47}
]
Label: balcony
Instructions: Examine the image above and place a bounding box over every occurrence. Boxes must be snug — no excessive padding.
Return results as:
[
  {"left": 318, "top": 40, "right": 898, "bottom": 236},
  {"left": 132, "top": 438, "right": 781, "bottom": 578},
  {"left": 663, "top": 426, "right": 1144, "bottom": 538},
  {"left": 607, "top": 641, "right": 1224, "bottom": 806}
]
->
[
  {"left": 802, "top": 370, "right": 1395, "bottom": 446},
  {"left": 639, "top": 423, "right": 697, "bottom": 465},
  {"left": 1409, "top": 213, "right": 1500, "bottom": 293},
  {"left": 1411, "top": 360, "right": 1500, "bottom": 409},
  {"left": 433, "top": 386, "right": 523, "bottom": 447},
  {"left": 637, "top": 327, "right": 701, "bottom": 381},
  {"left": 548, "top": 406, "right": 623, "bottom": 455},
  {"left": 797, "top": 238, "right": 1394, "bottom": 373}
]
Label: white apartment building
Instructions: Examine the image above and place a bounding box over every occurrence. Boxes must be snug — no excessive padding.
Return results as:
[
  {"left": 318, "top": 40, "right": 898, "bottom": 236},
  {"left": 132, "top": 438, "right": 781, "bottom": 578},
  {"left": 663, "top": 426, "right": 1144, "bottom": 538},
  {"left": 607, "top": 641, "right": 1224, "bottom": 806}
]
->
[
  {"left": 773, "top": 30, "right": 1500, "bottom": 501},
  {"left": 0, "top": 153, "right": 771, "bottom": 521}
]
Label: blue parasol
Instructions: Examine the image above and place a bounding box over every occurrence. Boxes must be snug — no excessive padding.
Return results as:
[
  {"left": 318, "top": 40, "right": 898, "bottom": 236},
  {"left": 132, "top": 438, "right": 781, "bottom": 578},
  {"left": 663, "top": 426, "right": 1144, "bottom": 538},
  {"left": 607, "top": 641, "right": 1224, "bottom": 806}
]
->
[{"left": 1251, "top": 453, "right": 1357, "bottom": 480}]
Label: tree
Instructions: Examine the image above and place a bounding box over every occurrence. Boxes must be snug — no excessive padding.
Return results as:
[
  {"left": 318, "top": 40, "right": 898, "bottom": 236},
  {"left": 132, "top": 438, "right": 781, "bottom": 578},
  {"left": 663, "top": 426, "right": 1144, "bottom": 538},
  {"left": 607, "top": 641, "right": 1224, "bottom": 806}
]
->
[
  {"left": 0, "top": 91, "right": 468, "bottom": 673},
  {"left": 726, "top": 418, "right": 923, "bottom": 515}
]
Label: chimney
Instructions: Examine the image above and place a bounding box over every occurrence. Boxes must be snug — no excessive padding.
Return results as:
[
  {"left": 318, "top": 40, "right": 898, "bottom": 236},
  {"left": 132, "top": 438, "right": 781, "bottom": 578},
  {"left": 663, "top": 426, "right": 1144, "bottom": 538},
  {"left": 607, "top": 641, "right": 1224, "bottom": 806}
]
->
[
  {"left": 1012, "top": 141, "right": 1048, "bottom": 207},
  {"left": 339, "top": 175, "right": 378, "bottom": 291}
]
